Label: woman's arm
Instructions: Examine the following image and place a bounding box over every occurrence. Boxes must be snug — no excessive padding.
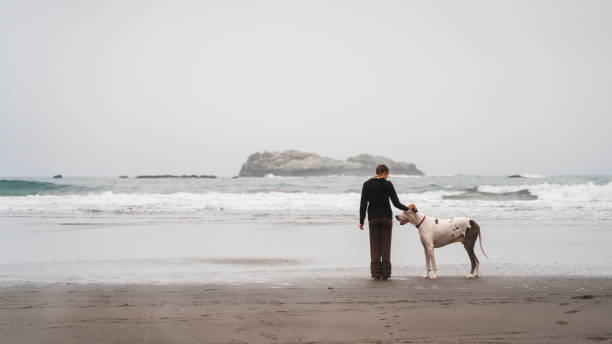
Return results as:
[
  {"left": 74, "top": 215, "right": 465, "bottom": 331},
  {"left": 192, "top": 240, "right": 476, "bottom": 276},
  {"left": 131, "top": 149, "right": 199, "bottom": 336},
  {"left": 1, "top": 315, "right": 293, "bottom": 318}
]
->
[
  {"left": 389, "top": 182, "right": 409, "bottom": 211},
  {"left": 359, "top": 182, "right": 368, "bottom": 225}
]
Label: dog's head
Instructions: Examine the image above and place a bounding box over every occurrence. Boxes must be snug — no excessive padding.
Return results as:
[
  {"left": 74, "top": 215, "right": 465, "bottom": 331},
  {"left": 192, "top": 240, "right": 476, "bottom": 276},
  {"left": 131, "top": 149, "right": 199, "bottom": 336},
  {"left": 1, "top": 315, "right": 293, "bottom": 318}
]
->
[{"left": 395, "top": 204, "right": 419, "bottom": 225}]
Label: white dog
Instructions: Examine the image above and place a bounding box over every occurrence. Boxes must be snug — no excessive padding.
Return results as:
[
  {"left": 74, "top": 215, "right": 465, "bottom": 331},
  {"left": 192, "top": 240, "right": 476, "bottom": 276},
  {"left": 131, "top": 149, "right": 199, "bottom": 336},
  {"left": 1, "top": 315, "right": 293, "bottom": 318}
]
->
[{"left": 395, "top": 204, "right": 488, "bottom": 280}]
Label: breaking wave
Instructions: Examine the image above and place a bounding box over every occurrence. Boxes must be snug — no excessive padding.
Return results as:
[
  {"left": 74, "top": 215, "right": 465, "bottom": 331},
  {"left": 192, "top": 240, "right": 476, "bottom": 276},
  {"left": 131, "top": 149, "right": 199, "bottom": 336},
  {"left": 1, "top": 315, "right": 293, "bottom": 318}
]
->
[
  {"left": 441, "top": 182, "right": 612, "bottom": 202},
  {"left": 0, "top": 180, "right": 79, "bottom": 196},
  {"left": 442, "top": 187, "right": 537, "bottom": 201},
  {"left": 520, "top": 174, "right": 547, "bottom": 179},
  {"left": 478, "top": 182, "right": 612, "bottom": 201},
  {"left": 0, "top": 178, "right": 610, "bottom": 222}
]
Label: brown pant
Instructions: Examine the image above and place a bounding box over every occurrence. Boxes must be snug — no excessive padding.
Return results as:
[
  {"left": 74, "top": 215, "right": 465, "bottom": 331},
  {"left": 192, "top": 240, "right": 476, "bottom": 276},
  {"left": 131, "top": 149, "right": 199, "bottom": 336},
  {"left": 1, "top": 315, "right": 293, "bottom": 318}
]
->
[{"left": 368, "top": 217, "right": 392, "bottom": 279}]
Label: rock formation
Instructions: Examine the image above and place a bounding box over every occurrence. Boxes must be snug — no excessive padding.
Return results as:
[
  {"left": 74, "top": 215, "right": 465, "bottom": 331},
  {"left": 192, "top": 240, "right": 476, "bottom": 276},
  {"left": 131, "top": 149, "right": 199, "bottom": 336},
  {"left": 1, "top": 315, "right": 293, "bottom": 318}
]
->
[{"left": 238, "top": 150, "right": 423, "bottom": 177}]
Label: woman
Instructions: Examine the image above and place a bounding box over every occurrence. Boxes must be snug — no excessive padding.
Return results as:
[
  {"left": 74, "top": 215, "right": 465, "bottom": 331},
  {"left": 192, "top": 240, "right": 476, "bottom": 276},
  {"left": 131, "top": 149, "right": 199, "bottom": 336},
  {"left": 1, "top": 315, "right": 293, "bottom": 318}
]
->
[{"left": 359, "top": 164, "right": 409, "bottom": 280}]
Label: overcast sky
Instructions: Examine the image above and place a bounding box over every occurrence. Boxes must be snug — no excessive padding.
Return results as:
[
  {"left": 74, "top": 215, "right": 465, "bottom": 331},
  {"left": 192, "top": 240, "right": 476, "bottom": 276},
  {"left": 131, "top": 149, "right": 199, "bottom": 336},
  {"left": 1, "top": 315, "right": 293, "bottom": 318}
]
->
[{"left": 1, "top": 0, "right": 610, "bottom": 177}]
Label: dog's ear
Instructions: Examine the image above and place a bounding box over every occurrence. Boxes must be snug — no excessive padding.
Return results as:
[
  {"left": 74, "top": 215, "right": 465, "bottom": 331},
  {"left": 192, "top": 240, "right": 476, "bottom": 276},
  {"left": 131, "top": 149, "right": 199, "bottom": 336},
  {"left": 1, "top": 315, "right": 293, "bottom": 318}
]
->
[{"left": 408, "top": 204, "right": 418, "bottom": 212}]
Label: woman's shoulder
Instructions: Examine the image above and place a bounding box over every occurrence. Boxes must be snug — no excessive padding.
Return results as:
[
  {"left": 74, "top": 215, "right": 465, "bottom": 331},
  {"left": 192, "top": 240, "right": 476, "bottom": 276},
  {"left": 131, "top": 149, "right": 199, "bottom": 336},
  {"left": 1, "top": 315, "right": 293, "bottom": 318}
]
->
[{"left": 363, "top": 178, "right": 378, "bottom": 188}]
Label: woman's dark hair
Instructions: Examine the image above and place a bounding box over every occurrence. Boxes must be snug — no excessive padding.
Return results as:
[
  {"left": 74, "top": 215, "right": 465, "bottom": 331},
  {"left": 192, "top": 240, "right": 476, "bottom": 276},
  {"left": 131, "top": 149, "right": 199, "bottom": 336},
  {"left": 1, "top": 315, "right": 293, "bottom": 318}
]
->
[{"left": 375, "top": 164, "right": 389, "bottom": 175}]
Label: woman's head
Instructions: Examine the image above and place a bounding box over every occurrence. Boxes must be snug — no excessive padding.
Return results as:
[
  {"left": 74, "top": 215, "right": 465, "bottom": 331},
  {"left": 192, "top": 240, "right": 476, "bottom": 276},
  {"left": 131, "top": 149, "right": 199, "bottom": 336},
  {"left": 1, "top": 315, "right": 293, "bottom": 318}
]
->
[{"left": 375, "top": 164, "right": 389, "bottom": 178}]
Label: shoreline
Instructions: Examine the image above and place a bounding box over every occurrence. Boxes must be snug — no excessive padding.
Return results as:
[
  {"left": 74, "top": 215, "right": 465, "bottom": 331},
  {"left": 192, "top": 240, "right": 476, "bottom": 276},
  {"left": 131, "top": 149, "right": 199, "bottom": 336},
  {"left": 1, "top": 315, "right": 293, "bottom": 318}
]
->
[{"left": 1, "top": 276, "right": 610, "bottom": 343}]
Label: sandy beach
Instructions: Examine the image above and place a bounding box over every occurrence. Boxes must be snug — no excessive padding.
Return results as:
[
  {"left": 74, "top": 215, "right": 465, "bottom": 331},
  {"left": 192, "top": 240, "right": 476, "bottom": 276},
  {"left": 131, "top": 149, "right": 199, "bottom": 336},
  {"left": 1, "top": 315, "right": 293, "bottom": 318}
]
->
[{"left": 1, "top": 276, "right": 611, "bottom": 343}]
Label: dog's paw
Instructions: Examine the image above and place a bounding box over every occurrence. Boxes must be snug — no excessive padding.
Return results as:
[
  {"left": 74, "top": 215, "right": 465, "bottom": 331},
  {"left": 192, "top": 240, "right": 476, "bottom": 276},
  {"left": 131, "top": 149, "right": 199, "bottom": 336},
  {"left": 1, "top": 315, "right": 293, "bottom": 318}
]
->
[
  {"left": 466, "top": 274, "right": 474, "bottom": 280},
  {"left": 430, "top": 274, "right": 437, "bottom": 280}
]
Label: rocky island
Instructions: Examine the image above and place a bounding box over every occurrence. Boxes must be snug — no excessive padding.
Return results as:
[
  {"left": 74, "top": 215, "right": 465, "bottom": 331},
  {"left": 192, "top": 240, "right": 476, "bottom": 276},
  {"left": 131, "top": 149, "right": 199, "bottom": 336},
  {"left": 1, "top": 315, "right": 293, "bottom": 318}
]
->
[{"left": 238, "top": 150, "right": 424, "bottom": 177}]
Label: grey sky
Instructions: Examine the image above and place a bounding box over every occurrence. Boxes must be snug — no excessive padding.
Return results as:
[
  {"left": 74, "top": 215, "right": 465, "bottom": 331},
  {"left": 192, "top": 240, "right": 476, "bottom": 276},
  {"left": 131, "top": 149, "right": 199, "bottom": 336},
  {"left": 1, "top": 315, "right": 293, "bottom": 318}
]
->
[{"left": 1, "top": 0, "right": 610, "bottom": 177}]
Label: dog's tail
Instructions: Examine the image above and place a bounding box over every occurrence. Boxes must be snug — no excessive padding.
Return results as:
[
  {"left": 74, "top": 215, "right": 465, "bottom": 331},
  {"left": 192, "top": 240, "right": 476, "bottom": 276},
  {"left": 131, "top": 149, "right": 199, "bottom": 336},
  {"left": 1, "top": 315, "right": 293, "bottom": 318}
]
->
[
  {"left": 478, "top": 230, "right": 489, "bottom": 259},
  {"left": 470, "top": 220, "right": 489, "bottom": 259}
]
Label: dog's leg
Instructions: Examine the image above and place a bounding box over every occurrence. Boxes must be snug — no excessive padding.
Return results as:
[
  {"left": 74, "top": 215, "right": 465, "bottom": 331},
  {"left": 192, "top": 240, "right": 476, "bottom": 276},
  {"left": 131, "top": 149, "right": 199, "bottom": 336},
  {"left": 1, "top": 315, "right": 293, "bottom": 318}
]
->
[
  {"left": 474, "top": 235, "right": 480, "bottom": 278},
  {"left": 423, "top": 245, "right": 431, "bottom": 279},
  {"left": 470, "top": 220, "right": 486, "bottom": 277},
  {"left": 426, "top": 245, "right": 437, "bottom": 280},
  {"left": 464, "top": 225, "right": 479, "bottom": 279},
  {"left": 465, "top": 245, "right": 477, "bottom": 279}
]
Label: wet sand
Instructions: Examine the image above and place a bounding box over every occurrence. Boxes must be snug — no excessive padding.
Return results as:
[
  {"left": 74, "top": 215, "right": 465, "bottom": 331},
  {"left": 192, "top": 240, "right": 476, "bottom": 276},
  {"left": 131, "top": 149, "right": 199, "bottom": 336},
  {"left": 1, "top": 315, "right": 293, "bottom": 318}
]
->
[{"left": 1, "top": 276, "right": 611, "bottom": 343}]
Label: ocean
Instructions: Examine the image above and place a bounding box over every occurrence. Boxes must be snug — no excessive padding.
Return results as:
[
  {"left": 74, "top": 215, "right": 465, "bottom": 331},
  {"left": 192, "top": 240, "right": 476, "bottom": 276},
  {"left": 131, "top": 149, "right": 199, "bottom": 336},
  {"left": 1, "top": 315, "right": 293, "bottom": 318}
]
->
[
  {"left": 1, "top": 175, "right": 611, "bottom": 285},
  {"left": 1, "top": 174, "right": 611, "bottom": 225}
]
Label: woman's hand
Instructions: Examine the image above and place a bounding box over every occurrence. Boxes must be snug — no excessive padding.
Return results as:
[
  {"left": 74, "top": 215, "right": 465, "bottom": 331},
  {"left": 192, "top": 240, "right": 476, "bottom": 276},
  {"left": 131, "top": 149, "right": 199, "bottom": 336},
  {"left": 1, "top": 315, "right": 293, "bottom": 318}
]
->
[{"left": 359, "top": 224, "right": 364, "bottom": 230}]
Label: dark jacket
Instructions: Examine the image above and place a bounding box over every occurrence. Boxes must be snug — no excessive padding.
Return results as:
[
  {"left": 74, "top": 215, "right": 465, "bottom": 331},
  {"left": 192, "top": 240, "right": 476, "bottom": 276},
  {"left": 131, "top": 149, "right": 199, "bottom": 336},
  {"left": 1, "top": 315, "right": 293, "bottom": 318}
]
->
[{"left": 359, "top": 178, "right": 408, "bottom": 224}]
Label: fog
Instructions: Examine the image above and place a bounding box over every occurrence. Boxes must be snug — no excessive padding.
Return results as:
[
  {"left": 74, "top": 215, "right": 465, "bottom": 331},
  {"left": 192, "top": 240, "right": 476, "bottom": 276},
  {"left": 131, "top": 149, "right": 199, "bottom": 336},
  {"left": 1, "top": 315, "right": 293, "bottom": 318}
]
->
[{"left": 1, "top": 0, "right": 611, "bottom": 177}]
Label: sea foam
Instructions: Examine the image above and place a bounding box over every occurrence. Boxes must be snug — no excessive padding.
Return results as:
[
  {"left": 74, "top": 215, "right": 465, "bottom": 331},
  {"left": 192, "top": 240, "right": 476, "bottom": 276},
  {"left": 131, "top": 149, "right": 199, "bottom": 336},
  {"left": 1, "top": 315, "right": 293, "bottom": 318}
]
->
[{"left": 478, "top": 182, "right": 612, "bottom": 201}]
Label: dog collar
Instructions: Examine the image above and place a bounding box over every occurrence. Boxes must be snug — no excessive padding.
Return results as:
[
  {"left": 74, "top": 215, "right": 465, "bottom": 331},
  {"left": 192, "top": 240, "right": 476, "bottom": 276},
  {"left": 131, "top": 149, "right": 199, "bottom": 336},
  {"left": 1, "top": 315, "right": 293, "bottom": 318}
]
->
[{"left": 416, "top": 216, "right": 427, "bottom": 228}]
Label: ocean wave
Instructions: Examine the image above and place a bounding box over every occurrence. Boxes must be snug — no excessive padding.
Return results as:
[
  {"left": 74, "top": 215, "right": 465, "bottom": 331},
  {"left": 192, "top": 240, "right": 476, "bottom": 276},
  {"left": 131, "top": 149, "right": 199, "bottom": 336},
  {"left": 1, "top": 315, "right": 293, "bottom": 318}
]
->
[
  {"left": 0, "top": 179, "right": 611, "bottom": 222},
  {"left": 0, "top": 189, "right": 610, "bottom": 222},
  {"left": 521, "top": 174, "right": 547, "bottom": 178},
  {"left": 0, "top": 179, "right": 79, "bottom": 196},
  {"left": 0, "top": 190, "right": 463, "bottom": 215},
  {"left": 1, "top": 183, "right": 609, "bottom": 214},
  {"left": 442, "top": 188, "right": 536, "bottom": 201},
  {"left": 478, "top": 182, "right": 612, "bottom": 201}
]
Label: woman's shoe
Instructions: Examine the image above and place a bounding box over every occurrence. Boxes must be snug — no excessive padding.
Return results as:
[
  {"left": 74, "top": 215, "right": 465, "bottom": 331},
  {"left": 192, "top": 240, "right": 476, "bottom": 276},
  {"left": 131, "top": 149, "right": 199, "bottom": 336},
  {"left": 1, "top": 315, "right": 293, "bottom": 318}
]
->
[
  {"left": 382, "top": 262, "right": 392, "bottom": 280},
  {"left": 370, "top": 262, "right": 382, "bottom": 279}
]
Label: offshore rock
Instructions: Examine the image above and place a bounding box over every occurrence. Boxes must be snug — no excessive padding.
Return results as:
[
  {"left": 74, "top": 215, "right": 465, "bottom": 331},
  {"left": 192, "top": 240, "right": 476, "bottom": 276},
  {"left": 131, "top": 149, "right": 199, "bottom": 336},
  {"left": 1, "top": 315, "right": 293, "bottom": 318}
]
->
[{"left": 238, "top": 150, "right": 424, "bottom": 177}]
